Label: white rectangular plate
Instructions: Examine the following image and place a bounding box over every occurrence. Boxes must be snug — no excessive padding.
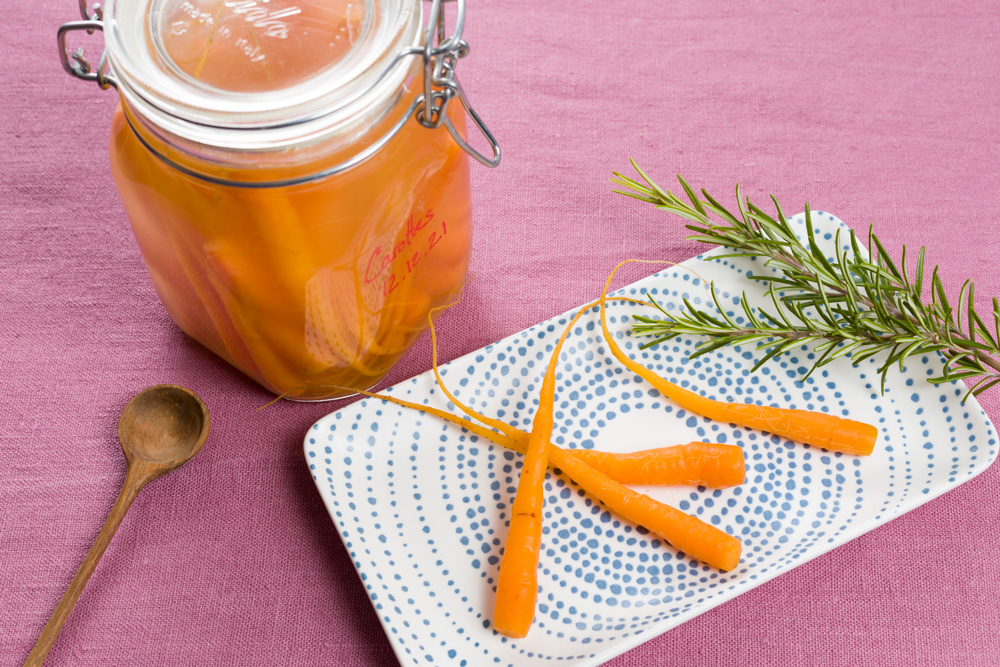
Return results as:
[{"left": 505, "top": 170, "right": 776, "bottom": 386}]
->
[{"left": 305, "top": 212, "right": 997, "bottom": 667}]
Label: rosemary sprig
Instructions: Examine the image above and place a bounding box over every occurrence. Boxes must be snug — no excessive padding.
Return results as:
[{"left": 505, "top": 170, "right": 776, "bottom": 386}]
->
[{"left": 612, "top": 161, "right": 1000, "bottom": 401}]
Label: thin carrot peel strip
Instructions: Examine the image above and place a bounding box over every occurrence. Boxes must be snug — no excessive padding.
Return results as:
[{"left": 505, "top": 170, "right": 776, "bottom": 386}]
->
[
  {"left": 426, "top": 296, "right": 651, "bottom": 440},
  {"left": 427, "top": 297, "right": 521, "bottom": 440},
  {"left": 599, "top": 259, "right": 878, "bottom": 456}
]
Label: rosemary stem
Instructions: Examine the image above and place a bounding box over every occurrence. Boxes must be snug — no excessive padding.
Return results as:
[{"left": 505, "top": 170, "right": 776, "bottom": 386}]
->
[{"left": 615, "top": 165, "right": 1000, "bottom": 400}]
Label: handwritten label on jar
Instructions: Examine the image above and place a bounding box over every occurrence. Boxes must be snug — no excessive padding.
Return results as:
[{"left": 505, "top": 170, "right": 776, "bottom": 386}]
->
[{"left": 365, "top": 210, "right": 449, "bottom": 299}]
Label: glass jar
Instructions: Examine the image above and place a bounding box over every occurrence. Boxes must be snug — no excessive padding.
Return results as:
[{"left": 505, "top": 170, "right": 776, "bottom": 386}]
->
[{"left": 57, "top": 0, "right": 499, "bottom": 400}]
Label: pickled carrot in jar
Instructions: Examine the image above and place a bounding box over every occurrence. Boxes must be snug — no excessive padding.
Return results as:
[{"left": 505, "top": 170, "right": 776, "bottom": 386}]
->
[{"left": 106, "top": 0, "right": 481, "bottom": 400}]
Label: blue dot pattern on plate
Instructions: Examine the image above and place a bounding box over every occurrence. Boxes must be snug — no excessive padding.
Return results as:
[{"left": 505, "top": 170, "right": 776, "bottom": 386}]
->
[{"left": 305, "top": 213, "right": 998, "bottom": 667}]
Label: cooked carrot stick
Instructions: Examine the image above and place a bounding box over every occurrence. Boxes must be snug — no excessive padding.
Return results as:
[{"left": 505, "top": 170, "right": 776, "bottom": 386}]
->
[
  {"left": 544, "top": 445, "right": 741, "bottom": 571},
  {"left": 493, "top": 288, "right": 591, "bottom": 638},
  {"left": 599, "top": 259, "right": 878, "bottom": 456},
  {"left": 571, "top": 442, "right": 745, "bottom": 488}
]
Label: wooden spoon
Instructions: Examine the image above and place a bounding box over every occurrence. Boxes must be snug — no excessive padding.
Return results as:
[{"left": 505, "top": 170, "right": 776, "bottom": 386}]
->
[{"left": 24, "top": 384, "right": 210, "bottom": 666}]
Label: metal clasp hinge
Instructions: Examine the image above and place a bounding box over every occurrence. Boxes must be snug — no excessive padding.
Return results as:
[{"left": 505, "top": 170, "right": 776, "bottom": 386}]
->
[
  {"left": 416, "top": 0, "right": 500, "bottom": 168},
  {"left": 57, "top": 2, "right": 116, "bottom": 90}
]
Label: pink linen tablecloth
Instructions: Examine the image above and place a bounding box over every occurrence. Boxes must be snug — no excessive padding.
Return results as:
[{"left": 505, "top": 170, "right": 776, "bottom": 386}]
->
[{"left": 3, "top": 1, "right": 1000, "bottom": 665}]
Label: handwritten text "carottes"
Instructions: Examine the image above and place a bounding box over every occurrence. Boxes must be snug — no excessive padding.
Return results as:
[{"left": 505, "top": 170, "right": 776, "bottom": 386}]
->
[{"left": 365, "top": 210, "right": 438, "bottom": 286}]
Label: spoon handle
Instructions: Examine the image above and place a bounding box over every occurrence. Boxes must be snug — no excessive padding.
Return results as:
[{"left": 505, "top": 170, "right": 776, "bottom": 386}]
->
[{"left": 24, "top": 461, "right": 156, "bottom": 667}]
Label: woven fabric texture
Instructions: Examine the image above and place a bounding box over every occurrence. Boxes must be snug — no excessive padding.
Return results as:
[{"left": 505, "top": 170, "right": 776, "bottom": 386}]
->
[{"left": 2, "top": 1, "right": 1000, "bottom": 665}]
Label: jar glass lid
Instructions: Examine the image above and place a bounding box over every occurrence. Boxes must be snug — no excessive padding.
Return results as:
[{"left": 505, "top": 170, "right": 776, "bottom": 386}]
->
[
  {"left": 105, "top": 0, "right": 418, "bottom": 129},
  {"left": 153, "top": 0, "right": 368, "bottom": 94}
]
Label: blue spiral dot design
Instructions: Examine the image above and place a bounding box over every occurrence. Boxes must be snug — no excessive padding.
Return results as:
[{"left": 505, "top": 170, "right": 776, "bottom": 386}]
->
[{"left": 305, "top": 213, "right": 998, "bottom": 667}]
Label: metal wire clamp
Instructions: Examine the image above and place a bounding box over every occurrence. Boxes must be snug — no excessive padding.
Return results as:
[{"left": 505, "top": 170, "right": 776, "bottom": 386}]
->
[{"left": 57, "top": 2, "right": 116, "bottom": 90}]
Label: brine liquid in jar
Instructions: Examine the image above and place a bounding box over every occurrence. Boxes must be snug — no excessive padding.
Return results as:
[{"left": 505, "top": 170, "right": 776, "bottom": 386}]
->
[{"left": 97, "top": 0, "right": 489, "bottom": 400}]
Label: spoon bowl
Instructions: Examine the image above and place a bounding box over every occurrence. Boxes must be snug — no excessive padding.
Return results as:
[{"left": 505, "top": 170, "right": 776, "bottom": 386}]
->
[{"left": 118, "top": 384, "right": 210, "bottom": 466}]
